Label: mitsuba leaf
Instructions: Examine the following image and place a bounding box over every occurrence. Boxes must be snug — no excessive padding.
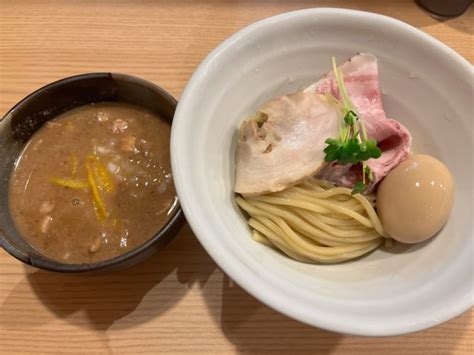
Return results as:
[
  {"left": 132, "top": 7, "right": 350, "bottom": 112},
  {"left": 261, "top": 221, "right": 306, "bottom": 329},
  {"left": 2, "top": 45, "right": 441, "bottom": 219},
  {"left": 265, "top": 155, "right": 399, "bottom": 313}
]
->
[
  {"left": 351, "top": 181, "right": 366, "bottom": 195},
  {"left": 343, "top": 110, "right": 357, "bottom": 126}
]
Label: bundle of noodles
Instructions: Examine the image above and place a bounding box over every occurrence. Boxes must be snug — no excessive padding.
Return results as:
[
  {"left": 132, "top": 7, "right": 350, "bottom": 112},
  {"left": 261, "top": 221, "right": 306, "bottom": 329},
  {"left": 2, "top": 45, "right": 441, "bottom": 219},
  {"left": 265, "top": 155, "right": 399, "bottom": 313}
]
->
[{"left": 236, "top": 179, "right": 390, "bottom": 263}]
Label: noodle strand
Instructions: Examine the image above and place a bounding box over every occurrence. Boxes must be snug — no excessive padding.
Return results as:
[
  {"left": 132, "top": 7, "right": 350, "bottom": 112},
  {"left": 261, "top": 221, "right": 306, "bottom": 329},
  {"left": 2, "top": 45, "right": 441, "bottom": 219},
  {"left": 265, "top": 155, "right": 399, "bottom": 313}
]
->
[{"left": 237, "top": 179, "right": 389, "bottom": 264}]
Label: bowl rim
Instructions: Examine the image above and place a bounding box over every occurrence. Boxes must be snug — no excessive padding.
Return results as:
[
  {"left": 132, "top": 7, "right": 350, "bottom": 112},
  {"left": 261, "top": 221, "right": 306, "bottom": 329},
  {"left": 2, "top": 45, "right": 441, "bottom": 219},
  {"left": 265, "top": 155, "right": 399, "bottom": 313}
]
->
[
  {"left": 0, "top": 72, "right": 183, "bottom": 272},
  {"left": 171, "top": 8, "right": 473, "bottom": 336}
]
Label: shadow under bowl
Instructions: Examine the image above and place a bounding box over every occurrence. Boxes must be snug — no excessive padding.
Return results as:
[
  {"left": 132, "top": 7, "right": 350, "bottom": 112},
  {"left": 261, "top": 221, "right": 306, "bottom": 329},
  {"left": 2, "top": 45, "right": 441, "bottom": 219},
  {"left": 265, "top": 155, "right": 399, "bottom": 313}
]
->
[{"left": 0, "top": 73, "right": 184, "bottom": 273}]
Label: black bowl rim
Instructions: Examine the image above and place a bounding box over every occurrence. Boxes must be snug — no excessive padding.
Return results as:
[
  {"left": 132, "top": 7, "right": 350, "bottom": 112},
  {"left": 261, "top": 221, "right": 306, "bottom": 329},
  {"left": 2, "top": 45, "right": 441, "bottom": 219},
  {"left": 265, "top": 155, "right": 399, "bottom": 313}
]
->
[{"left": 0, "top": 72, "right": 183, "bottom": 272}]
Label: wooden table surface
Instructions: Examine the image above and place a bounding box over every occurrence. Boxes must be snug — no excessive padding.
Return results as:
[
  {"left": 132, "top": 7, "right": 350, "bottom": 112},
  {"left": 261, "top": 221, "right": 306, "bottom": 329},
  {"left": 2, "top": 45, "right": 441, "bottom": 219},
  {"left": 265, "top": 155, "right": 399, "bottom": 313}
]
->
[{"left": 0, "top": 1, "right": 472, "bottom": 354}]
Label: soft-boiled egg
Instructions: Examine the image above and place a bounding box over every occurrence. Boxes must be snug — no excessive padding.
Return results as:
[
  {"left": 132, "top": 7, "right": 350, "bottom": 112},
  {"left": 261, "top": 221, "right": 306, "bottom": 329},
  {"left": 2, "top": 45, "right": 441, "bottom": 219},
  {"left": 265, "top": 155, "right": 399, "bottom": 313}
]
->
[{"left": 376, "top": 154, "right": 454, "bottom": 244}]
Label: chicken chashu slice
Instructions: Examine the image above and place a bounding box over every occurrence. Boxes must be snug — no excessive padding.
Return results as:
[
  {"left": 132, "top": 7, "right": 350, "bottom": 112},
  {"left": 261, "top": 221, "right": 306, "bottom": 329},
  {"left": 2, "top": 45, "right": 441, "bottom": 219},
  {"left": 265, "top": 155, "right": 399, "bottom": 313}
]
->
[{"left": 234, "top": 92, "right": 341, "bottom": 195}]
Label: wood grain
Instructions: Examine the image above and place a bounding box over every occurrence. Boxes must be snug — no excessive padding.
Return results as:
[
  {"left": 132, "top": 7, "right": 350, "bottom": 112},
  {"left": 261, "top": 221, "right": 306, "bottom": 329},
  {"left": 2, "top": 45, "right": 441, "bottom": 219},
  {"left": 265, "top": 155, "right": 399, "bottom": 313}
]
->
[{"left": 0, "top": 1, "right": 472, "bottom": 354}]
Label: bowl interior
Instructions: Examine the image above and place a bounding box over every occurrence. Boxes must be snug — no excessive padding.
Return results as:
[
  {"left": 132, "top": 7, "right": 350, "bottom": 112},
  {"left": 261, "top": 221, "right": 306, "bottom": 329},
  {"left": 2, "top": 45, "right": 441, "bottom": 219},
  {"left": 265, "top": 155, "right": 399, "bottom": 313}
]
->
[
  {"left": 0, "top": 73, "right": 182, "bottom": 272},
  {"left": 172, "top": 9, "right": 473, "bottom": 335}
]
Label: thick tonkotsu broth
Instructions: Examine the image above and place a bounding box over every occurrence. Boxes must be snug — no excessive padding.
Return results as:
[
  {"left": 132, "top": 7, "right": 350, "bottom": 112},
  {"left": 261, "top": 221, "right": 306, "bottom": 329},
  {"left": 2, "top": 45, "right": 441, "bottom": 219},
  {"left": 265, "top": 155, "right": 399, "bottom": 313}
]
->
[{"left": 9, "top": 102, "right": 177, "bottom": 264}]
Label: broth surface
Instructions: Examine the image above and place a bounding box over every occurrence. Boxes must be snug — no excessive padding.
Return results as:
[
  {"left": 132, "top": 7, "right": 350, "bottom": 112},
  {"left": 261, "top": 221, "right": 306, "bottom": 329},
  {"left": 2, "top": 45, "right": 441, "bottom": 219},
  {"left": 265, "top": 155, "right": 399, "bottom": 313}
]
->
[{"left": 9, "top": 102, "right": 177, "bottom": 264}]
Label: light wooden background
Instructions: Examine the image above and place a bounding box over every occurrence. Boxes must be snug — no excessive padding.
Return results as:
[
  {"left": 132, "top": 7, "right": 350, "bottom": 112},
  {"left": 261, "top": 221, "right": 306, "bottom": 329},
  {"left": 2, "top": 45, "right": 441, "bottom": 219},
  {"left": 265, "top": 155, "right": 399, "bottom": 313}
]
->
[{"left": 0, "top": 1, "right": 472, "bottom": 354}]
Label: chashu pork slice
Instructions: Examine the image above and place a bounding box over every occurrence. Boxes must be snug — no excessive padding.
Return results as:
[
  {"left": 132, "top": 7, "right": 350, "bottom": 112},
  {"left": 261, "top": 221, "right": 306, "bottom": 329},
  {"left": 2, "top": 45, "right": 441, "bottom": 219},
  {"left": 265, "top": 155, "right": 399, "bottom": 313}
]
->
[
  {"left": 234, "top": 92, "right": 340, "bottom": 195},
  {"left": 306, "top": 53, "right": 412, "bottom": 191}
]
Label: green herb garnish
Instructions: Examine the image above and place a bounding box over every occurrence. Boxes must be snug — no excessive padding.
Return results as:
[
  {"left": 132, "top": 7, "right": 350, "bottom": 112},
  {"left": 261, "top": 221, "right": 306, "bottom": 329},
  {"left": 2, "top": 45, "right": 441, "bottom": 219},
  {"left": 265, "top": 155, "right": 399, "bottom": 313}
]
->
[
  {"left": 323, "top": 57, "right": 382, "bottom": 194},
  {"left": 343, "top": 110, "right": 357, "bottom": 126},
  {"left": 351, "top": 181, "right": 367, "bottom": 195}
]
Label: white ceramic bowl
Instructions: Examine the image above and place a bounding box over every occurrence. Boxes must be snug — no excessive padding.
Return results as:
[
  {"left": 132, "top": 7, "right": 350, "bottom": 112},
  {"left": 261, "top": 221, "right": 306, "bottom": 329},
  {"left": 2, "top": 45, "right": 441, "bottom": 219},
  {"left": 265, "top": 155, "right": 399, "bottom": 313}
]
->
[{"left": 171, "top": 9, "right": 473, "bottom": 336}]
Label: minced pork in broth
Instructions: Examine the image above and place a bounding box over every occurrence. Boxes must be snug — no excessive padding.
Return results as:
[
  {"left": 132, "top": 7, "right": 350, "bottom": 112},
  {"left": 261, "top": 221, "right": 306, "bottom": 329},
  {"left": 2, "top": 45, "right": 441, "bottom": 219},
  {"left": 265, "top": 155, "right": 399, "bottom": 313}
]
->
[{"left": 9, "top": 102, "right": 177, "bottom": 263}]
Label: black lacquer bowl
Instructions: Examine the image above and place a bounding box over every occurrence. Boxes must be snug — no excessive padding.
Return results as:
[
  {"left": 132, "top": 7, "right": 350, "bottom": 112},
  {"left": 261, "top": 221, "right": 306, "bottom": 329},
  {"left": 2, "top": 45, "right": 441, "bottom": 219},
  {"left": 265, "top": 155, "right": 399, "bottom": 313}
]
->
[{"left": 0, "top": 73, "right": 184, "bottom": 272}]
